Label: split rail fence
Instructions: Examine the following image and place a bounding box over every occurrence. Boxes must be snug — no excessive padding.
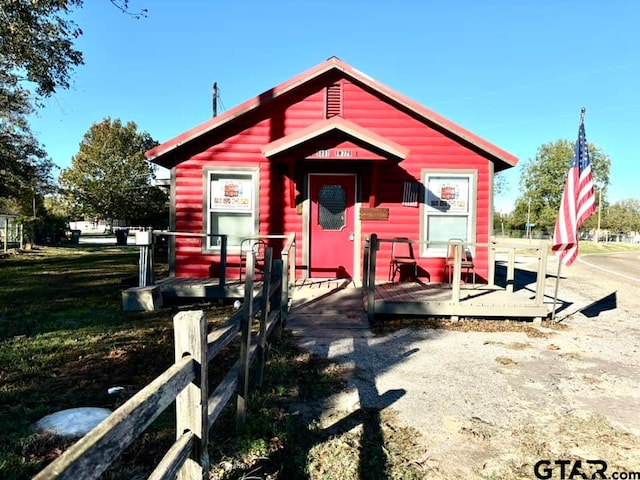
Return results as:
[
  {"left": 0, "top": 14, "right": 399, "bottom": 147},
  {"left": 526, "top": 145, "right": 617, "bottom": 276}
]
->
[{"left": 34, "top": 242, "right": 292, "bottom": 480}]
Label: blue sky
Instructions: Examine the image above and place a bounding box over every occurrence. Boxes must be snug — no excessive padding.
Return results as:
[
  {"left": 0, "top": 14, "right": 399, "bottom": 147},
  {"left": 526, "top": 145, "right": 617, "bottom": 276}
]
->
[{"left": 29, "top": 0, "right": 640, "bottom": 213}]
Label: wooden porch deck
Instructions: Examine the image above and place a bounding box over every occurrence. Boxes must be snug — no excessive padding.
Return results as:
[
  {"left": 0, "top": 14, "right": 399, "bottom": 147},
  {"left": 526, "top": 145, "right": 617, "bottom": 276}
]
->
[
  {"left": 364, "top": 235, "right": 552, "bottom": 323},
  {"left": 372, "top": 281, "right": 549, "bottom": 321}
]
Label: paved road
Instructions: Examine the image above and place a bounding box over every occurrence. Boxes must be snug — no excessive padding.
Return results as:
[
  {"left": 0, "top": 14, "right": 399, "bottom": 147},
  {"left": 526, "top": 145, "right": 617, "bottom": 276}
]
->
[
  {"left": 551, "top": 251, "right": 640, "bottom": 317},
  {"left": 578, "top": 251, "right": 640, "bottom": 283}
]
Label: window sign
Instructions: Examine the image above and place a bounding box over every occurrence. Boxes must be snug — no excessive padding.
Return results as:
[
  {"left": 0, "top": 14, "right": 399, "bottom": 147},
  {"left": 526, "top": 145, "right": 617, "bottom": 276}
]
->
[
  {"left": 210, "top": 178, "right": 253, "bottom": 211},
  {"left": 426, "top": 176, "right": 469, "bottom": 213},
  {"left": 422, "top": 172, "right": 475, "bottom": 256},
  {"left": 206, "top": 170, "right": 257, "bottom": 250}
]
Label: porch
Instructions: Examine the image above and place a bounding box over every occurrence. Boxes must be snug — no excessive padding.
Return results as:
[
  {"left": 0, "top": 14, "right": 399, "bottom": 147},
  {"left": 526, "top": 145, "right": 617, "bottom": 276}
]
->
[
  {"left": 123, "top": 232, "right": 296, "bottom": 311},
  {"left": 126, "top": 230, "right": 552, "bottom": 324},
  {"left": 363, "top": 235, "right": 551, "bottom": 323}
]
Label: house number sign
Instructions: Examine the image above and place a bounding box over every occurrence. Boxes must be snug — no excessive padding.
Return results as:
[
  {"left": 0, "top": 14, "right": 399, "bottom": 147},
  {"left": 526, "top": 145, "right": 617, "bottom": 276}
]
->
[{"left": 312, "top": 149, "right": 356, "bottom": 158}]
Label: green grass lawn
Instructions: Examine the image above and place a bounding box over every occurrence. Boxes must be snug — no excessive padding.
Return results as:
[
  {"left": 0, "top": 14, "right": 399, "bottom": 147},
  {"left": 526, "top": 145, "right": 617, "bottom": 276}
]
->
[
  {"left": 577, "top": 240, "right": 640, "bottom": 255},
  {"left": 0, "top": 246, "right": 234, "bottom": 479},
  {"left": 0, "top": 246, "right": 433, "bottom": 480}
]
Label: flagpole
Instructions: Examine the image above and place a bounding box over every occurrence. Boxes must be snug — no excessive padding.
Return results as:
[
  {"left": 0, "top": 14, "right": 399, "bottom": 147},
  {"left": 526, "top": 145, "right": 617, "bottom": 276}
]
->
[
  {"left": 551, "top": 259, "right": 562, "bottom": 321},
  {"left": 551, "top": 107, "right": 588, "bottom": 322}
]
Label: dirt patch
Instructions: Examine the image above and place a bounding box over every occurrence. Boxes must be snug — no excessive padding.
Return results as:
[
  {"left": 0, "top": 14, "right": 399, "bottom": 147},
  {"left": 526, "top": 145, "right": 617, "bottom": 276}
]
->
[{"left": 290, "top": 267, "right": 640, "bottom": 478}]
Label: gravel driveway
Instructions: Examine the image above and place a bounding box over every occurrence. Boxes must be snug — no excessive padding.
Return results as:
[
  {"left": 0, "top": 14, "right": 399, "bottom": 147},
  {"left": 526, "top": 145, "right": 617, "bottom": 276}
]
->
[{"left": 287, "top": 252, "right": 640, "bottom": 479}]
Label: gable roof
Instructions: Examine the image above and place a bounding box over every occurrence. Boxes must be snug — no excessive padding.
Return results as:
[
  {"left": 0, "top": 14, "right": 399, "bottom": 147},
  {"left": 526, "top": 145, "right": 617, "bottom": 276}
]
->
[
  {"left": 261, "top": 116, "right": 409, "bottom": 160},
  {"left": 146, "top": 57, "right": 518, "bottom": 170}
]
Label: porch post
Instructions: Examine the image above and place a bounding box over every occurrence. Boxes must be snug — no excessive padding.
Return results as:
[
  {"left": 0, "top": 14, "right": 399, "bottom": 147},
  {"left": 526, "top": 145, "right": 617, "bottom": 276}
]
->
[
  {"left": 368, "top": 161, "right": 380, "bottom": 208},
  {"left": 288, "top": 161, "right": 296, "bottom": 207},
  {"left": 366, "top": 234, "right": 378, "bottom": 323},
  {"left": 488, "top": 239, "right": 496, "bottom": 286},
  {"left": 506, "top": 247, "right": 516, "bottom": 294}
]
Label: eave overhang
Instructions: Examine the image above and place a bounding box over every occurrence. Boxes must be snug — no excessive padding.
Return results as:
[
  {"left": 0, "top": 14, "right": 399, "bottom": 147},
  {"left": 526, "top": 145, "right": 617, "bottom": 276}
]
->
[
  {"left": 261, "top": 117, "right": 409, "bottom": 161},
  {"left": 146, "top": 56, "right": 518, "bottom": 171}
]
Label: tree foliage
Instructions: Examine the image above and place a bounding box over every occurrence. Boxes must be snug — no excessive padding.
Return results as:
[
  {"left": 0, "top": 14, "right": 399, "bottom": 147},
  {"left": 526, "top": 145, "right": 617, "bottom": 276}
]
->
[
  {"left": 0, "top": 0, "right": 84, "bottom": 213},
  {"left": 604, "top": 199, "right": 640, "bottom": 234},
  {"left": 509, "top": 139, "right": 611, "bottom": 233},
  {"left": 0, "top": 1, "right": 147, "bottom": 215},
  {"left": 59, "top": 118, "right": 166, "bottom": 226}
]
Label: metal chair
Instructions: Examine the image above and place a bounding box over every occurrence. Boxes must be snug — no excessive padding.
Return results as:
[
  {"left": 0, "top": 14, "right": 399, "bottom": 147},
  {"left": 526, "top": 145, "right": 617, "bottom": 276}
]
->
[
  {"left": 239, "top": 238, "right": 267, "bottom": 281},
  {"left": 445, "top": 238, "right": 475, "bottom": 285},
  {"left": 388, "top": 237, "right": 418, "bottom": 282}
]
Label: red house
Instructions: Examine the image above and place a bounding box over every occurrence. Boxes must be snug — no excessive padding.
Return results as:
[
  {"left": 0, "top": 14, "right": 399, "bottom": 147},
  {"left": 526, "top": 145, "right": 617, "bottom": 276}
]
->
[{"left": 146, "top": 57, "right": 518, "bottom": 284}]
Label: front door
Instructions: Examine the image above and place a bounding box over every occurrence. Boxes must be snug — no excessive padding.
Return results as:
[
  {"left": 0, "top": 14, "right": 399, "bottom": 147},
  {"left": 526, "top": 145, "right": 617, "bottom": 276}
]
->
[{"left": 309, "top": 174, "right": 356, "bottom": 278}]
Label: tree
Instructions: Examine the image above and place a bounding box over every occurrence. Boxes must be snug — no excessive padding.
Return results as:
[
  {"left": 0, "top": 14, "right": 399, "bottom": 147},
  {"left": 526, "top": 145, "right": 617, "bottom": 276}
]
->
[
  {"left": 494, "top": 171, "right": 507, "bottom": 196},
  {"left": 604, "top": 199, "right": 640, "bottom": 235},
  {"left": 0, "top": 1, "right": 147, "bottom": 213},
  {"left": 510, "top": 139, "right": 611, "bottom": 234},
  {"left": 59, "top": 118, "right": 166, "bottom": 228}
]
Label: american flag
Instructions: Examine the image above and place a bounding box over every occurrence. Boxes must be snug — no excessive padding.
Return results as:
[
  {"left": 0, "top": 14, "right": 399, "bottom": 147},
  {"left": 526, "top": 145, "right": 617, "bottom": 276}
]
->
[{"left": 551, "top": 117, "right": 596, "bottom": 266}]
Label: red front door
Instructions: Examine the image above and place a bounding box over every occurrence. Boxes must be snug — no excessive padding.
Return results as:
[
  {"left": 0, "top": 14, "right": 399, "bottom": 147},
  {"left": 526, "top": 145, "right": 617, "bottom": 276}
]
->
[{"left": 309, "top": 174, "right": 356, "bottom": 278}]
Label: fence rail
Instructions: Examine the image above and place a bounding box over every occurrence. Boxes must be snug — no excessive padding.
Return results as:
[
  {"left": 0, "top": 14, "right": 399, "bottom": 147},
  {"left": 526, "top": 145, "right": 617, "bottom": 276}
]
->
[
  {"left": 35, "top": 242, "right": 293, "bottom": 479},
  {"left": 363, "top": 234, "right": 549, "bottom": 322}
]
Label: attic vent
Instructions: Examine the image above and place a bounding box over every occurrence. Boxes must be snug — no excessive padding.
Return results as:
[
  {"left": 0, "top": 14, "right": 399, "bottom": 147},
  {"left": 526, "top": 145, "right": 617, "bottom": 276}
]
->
[{"left": 326, "top": 82, "right": 342, "bottom": 118}]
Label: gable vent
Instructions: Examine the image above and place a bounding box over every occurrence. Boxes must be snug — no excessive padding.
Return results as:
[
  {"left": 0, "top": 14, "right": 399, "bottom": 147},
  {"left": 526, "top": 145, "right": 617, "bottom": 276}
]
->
[{"left": 326, "top": 82, "right": 342, "bottom": 118}]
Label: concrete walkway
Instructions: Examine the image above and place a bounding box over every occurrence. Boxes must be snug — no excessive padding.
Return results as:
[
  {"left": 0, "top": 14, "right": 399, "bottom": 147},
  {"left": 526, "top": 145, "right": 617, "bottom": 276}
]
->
[{"left": 285, "top": 280, "right": 397, "bottom": 420}]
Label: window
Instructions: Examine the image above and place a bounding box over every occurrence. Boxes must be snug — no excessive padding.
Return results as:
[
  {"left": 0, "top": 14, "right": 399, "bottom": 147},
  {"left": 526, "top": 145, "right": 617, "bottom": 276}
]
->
[
  {"left": 318, "top": 184, "right": 346, "bottom": 231},
  {"left": 205, "top": 168, "right": 258, "bottom": 251},
  {"left": 422, "top": 172, "right": 476, "bottom": 256}
]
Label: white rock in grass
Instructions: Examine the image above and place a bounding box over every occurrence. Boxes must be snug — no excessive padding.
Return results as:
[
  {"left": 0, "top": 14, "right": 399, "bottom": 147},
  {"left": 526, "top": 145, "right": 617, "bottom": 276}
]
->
[{"left": 35, "top": 407, "right": 112, "bottom": 438}]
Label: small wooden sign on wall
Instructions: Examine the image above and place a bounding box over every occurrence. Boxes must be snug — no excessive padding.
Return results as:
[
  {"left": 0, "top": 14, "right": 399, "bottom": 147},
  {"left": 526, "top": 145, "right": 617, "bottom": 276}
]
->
[{"left": 359, "top": 207, "right": 389, "bottom": 221}]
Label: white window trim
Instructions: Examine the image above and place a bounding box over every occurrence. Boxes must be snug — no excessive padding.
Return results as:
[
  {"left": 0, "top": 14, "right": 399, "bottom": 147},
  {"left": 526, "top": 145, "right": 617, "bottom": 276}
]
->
[
  {"left": 203, "top": 167, "right": 259, "bottom": 253},
  {"left": 421, "top": 170, "right": 477, "bottom": 257}
]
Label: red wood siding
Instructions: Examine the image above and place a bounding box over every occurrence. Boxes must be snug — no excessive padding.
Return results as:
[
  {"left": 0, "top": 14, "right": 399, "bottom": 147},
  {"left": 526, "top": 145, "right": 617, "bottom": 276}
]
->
[
  {"left": 170, "top": 74, "right": 496, "bottom": 282},
  {"left": 173, "top": 84, "right": 326, "bottom": 277},
  {"left": 340, "top": 80, "right": 492, "bottom": 282}
]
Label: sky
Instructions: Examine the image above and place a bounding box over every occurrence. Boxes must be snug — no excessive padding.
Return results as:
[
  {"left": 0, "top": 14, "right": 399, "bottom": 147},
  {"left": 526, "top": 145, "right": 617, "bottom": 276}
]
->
[{"left": 28, "top": 0, "right": 640, "bottom": 213}]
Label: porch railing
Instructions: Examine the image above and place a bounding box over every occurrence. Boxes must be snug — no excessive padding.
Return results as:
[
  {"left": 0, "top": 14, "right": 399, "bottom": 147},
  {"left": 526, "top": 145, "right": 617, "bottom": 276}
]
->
[
  {"left": 364, "top": 234, "right": 549, "bottom": 322},
  {"left": 134, "top": 231, "right": 296, "bottom": 295}
]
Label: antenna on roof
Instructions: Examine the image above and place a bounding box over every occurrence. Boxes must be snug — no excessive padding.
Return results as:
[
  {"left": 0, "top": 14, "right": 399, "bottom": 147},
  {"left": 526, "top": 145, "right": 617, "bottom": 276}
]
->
[{"left": 212, "top": 82, "right": 218, "bottom": 118}]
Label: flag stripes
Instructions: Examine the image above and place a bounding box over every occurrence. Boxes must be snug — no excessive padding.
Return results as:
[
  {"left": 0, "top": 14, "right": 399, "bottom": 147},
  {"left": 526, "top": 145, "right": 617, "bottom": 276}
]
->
[{"left": 552, "top": 119, "right": 596, "bottom": 266}]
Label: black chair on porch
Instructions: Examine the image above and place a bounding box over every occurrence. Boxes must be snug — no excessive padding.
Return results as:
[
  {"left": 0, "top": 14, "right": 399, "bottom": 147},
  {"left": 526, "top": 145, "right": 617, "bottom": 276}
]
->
[
  {"left": 239, "top": 238, "right": 267, "bottom": 282},
  {"left": 388, "top": 237, "right": 418, "bottom": 282}
]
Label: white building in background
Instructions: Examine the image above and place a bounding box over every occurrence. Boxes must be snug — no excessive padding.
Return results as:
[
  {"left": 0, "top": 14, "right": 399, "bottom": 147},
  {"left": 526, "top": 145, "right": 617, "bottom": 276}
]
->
[{"left": 68, "top": 220, "right": 108, "bottom": 233}]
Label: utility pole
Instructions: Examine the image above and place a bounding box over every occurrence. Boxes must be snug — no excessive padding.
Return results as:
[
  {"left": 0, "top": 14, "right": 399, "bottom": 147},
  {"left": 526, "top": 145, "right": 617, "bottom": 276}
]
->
[
  {"left": 212, "top": 82, "right": 218, "bottom": 118},
  {"left": 526, "top": 197, "right": 532, "bottom": 242},
  {"left": 596, "top": 188, "right": 602, "bottom": 242}
]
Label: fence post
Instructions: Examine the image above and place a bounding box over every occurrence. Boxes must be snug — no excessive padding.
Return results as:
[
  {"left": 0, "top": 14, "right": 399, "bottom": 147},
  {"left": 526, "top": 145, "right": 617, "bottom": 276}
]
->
[
  {"left": 451, "top": 243, "right": 462, "bottom": 304},
  {"left": 281, "top": 247, "right": 289, "bottom": 327},
  {"left": 488, "top": 240, "right": 496, "bottom": 287},
  {"left": 363, "top": 236, "right": 370, "bottom": 289},
  {"left": 173, "top": 310, "right": 209, "bottom": 479},
  {"left": 237, "top": 253, "right": 254, "bottom": 428},
  {"left": 219, "top": 235, "right": 227, "bottom": 287},
  {"left": 367, "top": 234, "right": 378, "bottom": 323},
  {"left": 535, "top": 243, "right": 548, "bottom": 308},
  {"left": 3, "top": 218, "right": 7, "bottom": 253},
  {"left": 506, "top": 247, "right": 516, "bottom": 294},
  {"left": 256, "top": 247, "right": 273, "bottom": 387}
]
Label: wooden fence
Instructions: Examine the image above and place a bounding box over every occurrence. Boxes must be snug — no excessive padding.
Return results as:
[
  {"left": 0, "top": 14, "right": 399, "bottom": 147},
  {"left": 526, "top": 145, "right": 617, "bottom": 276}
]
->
[{"left": 34, "top": 246, "right": 290, "bottom": 479}]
